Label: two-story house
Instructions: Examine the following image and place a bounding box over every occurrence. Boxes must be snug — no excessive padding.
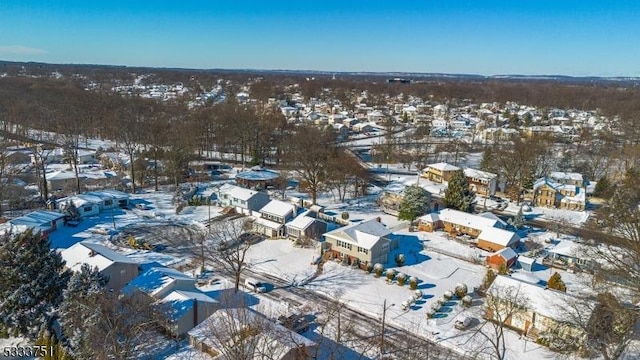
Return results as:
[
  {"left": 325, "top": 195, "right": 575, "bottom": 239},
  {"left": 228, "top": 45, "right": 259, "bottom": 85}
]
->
[
  {"left": 532, "top": 178, "right": 586, "bottom": 211},
  {"left": 285, "top": 210, "right": 328, "bottom": 244},
  {"left": 253, "top": 199, "right": 297, "bottom": 238},
  {"left": 216, "top": 184, "right": 270, "bottom": 215},
  {"left": 422, "top": 162, "right": 461, "bottom": 185},
  {"left": 548, "top": 172, "right": 585, "bottom": 187},
  {"left": 322, "top": 219, "right": 397, "bottom": 265},
  {"left": 464, "top": 168, "right": 498, "bottom": 196}
]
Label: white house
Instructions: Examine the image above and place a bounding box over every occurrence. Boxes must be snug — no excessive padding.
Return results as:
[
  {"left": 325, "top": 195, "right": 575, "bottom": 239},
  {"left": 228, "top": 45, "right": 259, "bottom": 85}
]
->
[
  {"left": 254, "top": 199, "right": 297, "bottom": 238},
  {"left": 464, "top": 168, "right": 498, "bottom": 196},
  {"left": 56, "top": 195, "right": 101, "bottom": 218},
  {"left": 215, "top": 184, "right": 270, "bottom": 215},
  {"left": 60, "top": 241, "right": 140, "bottom": 291}
]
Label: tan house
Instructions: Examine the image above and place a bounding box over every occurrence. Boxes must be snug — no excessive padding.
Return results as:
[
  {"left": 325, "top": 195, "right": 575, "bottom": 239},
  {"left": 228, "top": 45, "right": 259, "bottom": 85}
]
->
[
  {"left": 422, "top": 162, "right": 461, "bottom": 185},
  {"left": 322, "top": 219, "right": 396, "bottom": 265},
  {"left": 532, "top": 178, "right": 586, "bottom": 211},
  {"left": 476, "top": 227, "right": 520, "bottom": 252},
  {"left": 486, "top": 275, "right": 588, "bottom": 342},
  {"left": 417, "top": 209, "right": 506, "bottom": 237}
]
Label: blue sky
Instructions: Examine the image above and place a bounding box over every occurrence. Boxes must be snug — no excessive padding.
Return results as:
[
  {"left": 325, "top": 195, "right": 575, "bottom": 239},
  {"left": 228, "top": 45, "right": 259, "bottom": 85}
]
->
[{"left": 1, "top": 1, "right": 639, "bottom": 76}]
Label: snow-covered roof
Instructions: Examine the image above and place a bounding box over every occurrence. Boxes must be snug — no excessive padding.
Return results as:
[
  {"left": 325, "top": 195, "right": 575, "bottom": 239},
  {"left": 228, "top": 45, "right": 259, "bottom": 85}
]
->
[
  {"left": 60, "top": 241, "right": 137, "bottom": 272},
  {"left": 548, "top": 240, "right": 587, "bottom": 259},
  {"left": 56, "top": 196, "right": 99, "bottom": 208},
  {"left": 286, "top": 213, "right": 317, "bottom": 231},
  {"left": 189, "top": 308, "right": 316, "bottom": 358},
  {"left": 99, "top": 189, "right": 130, "bottom": 200},
  {"left": 478, "top": 212, "right": 508, "bottom": 227},
  {"left": 236, "top": 167, "right": 280, "bottom": 181},
  {"left": 259, "top": 199, "right": 295, "bottom": 218},
  {"left": 47, "top": 170, "right": 86, "bottom": 181},
  {"left": 464, "top": 168, "right": 497, "bottom": 180},
  {"left": 254, "top": 217, "right": 283, "bottom": 230},
  {"left": 425, "top": 162, "right": 461, "bottom": 172},
  {"left": 9, "top": 210, "right": 64, "bottom": 227},
  {"left": 492, "top": 247, "right": 517, "bottom": 261},
  {"left": 160, "top": 289, "right": 218, "bottom": 321},
  {"left": 437, "top": 209, "right": 501, "bottom": 231},
  {"left": 218, "top": 184, "right": 260, "bottom": 201},
  {"left": 123, "top": 267, "right": 195, "bottom": 297},
  {"left": 489, "top": 275, "right": 587, "bottom": 321},
  {"left": 418, "top": 213, "right": 440, "bottom": 223},
  {"left": 324, "top": 219, "right": 391, "bottom": 250},
  {"left": 517, "top": 256, "right": 536, "bottom": 265},
  {"left": 549, "top": 172, "right": 583, "bottom": 182},
  {"left": 478, "top": 227, "right": 520, "bottom": 247}
]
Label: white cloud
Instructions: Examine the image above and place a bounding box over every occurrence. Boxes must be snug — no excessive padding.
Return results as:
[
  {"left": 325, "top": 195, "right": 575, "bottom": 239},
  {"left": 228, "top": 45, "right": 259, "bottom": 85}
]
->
[{"left": 0, "top": 45, "right": 47, "bottom": 55}]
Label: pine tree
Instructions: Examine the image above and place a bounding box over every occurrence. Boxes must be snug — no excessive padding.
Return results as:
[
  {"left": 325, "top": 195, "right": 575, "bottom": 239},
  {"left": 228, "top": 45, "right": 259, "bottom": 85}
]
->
[
  {"left": 442, "top": 170, "right": 476, "bottom": 213},
  {"left": 594, "top": 175, "right": 612, "bottom": 199},
  {"left": 510, "top": 206, "right": 525, "bottom": 229},
  {"left": 547, "top": 272, "right": 567, "bottom": 292},
  {"left": 0, "top": 229, "right": 71, "bottom": 338},
  {"left": 58, "top": 264, "right": 109, "bottom": 357},
  {"left": 398, "top": 185, "right": 431, "bottom": 225}
]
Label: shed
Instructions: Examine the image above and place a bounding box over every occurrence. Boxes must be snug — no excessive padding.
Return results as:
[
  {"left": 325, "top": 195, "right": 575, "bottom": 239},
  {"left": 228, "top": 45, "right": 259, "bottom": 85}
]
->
[
  {"left": 486, "top": 247, "right": 518, "bottom": 270},
  {"left": 517, "top": 256, "right": 536, "bottom": 272}
]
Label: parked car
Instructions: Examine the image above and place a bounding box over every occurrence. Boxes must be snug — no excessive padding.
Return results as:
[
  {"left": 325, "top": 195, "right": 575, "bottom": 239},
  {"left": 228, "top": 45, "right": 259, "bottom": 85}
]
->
[
  {"left": 244, "top": 278, "right": 267, "bottom": 293},
  {"left": 276, "top": 313, "right": 312, "bottom": 334}
]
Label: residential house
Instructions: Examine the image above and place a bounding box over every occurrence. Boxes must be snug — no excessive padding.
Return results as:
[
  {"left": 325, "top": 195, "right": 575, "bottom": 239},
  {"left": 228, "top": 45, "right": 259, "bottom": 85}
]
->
[
  {"left": 486, "top": 247, "right": 518, "bottom": 270},
  {"left": 123, "top": 267, "right": 218, "bottom": 336},
  {"left": 352, "top": 122, "right": 374, "bottom": 133},
  {"left": 532, "top": 178, "right": 586, "bottom": 211},
  {"left": 486, "top": 275, "right": 588, "bottom": 341},
  {"left": 47, "top": 170, "right": 87, "bottom": 192},
  {"left": 285, "top": 210, "right": 328, "bottom": 244},
  {"left": 235, "top": 166, "right": 280, "bottom": 190},
  {"left": 464, "top": 168, "right": 498, "bottom": 196},
  {"left": 517, "top": 256, "right": 536, "bottom": 272},
  {"left": 9, "top": 210, "right": 65, "bottom": 237},
  {"left": 322, "top": 219, "right": 396, "bottom": 265},
  {"left": 476, "top": 227, "right": 520, "bottom": 252},
  {"left": 189, "top": 308, "right": 318, "bottom": 360},
  {"left": 548, "top": 172, "right": 585, "bottom": 187},
  {"left": 431, "top": 118, "right": 448, "bottom": 129},
  {"left": 99, "top": 189, "right": 130, "bottom": 208},
  {"left": 60, "top": 241, "right": 139, "bottom": 291},
  {"left": 417, "top": 209, "right": 505, "bottom": 237},
  {"left": 216, "top": 184, "right": 270, "bottom": 215},
  {"left": 56, "top": 195, "right": 101, "bottom": 218},
  {"left": 83, "top": 191, "right": 120, "bottom": 210},
  {"left": 547, "top": 240, "right": 595, "bottom": 271},
  {"left": 422, "top": 163, "right": 461, "bottom": 185},
  {"left": 253, "top": 199, "right": 297, "bottom": 238}
]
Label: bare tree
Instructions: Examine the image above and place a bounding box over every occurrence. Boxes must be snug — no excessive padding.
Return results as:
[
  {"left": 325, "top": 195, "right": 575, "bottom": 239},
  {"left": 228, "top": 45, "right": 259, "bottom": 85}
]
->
[
  {"left": 204, "top": 218, "right": 255, "bottom": 292},
  {"left": 472, "top": 281, "right": 529, "bottom": 360}
]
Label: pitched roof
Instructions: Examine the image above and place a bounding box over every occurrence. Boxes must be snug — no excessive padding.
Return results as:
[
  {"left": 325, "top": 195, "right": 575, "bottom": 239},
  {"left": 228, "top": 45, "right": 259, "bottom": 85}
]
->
[
  {"left": 437, "top": 208, "right": 501, "bottom": 230},
  {"left": 259, "top": 199, "right": 295, "bottom": 218},
  {"left": 286, "top": 213, "right": 317, "bottom": 231},
  {"left": 160, "top": 289, "right": 218, "bottom": 320},
  {"left": 324, "top": 219, "right": 391, "bottom": 250},
  {"left": 464, "top": 167, "right": 497, "bottom": 180},
  {"left": 489, "top": 275, "right": 587, "bottom": 321},
  {"left": 254, "top": 217, "right": 283, "bottom": 230},
  {"left": 426, "top": 162, "right": 461, "bottom": 172},
  {"left": 478, "top": 227, "right": 520, "bottom": 247},
  {"left": 123, "top": 267, "right": 195, "bottom": 297},
  {"left": 549, "top": 172, "right": 583, "bottom": 182},
  {"left": 219, "top": 184, "right": 260, "bottom": 201},
  {"left": 492, "top": 247, "right": 517, "bottom": 261},
  {"left": 60, "top": 241, "right": 138, "bottom": 272}
]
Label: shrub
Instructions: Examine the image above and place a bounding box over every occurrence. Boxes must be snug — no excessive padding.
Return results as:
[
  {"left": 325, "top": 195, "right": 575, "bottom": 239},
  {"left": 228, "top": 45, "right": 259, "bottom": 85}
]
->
[
  {"left": 175, "top": 202, "right": 186, "bottom": 214},
  {"left": 373, "top": 263, "right": 384, "bottom": 277},
  {"left": 547, "top": 272, "right": 567, "bottom": 292},
  {"left": 341, "top": 211, "right": 350, "bottom": 220},
  {"left": 409, "top": 276, "right": 418, "bottom": 290},
  {"left": 437, "top": 296, "right": 447, "bottom": 305},
  {"left": 426, "top": 309, "right": 435, "bottom": 318},
  {"left": 462, "top": 295, "right": 473, "bottom": 308},
  {"left": 386, "top": 269, "right": 396, "bottom": 282},
  {"left": 443, "top": 291, "right": 453, "bottom": 300},
  {"left": 455, "top": 283, "right": 468, "bottom": 298},
  {"left": 394, "top": 253, "right": 406, "bottom": 267},
  {"left": 397, "top": 272, "right": 407, "bottom": 286},
  {"left": 413, "top": 290, "right": 423, "bottom": 300},
  {"left": 365, "top": 262, "right": 374, "bottom": 273},
  {"left": 341, "top": 256, "right": 350, "bottom": 266}
]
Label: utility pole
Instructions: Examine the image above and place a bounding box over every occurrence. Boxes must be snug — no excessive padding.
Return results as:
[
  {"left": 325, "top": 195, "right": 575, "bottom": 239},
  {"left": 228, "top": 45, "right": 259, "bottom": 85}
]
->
[{"left": 380, "top": 299, "right": 386, "bottom": 356}]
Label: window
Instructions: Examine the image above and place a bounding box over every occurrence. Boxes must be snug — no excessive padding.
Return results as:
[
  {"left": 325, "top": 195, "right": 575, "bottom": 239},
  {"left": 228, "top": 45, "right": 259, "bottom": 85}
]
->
[
  {"left": 104, "top": 199, "right": 113, "bottom": 206},
  {"left": 357, "top": 247, "right": 368, "bottom": 254},
  {"left": 84, "top": 206, "right": 93, "bottom": 212},
  {"left": 336, "top": 240, "right": 352, "bottom": 251}
]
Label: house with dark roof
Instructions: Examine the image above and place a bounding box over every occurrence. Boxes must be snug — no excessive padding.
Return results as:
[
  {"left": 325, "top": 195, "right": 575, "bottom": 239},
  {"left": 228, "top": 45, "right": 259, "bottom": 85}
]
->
[{"left": 322, "top": 219, "right": 396, "bottom": 265}]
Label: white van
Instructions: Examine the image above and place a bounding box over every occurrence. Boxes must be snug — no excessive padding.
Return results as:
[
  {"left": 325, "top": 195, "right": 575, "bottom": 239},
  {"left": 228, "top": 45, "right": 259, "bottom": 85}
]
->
[{"left": 245, "top": 278, "right": 266, "bottom": 293}]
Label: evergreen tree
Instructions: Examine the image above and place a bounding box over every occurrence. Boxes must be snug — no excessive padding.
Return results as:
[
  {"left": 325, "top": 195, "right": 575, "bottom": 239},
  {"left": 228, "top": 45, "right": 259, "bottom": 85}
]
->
[
  {"left": 0, "top": 229, "right": 71, "bottom": 337},
  {"left": 58, "top": 264, "right": 109, "bottom": 356},
  {"left": 442, "top": 170, "right": 476, "bottom": 213},
  {"left": 547, "top": 272, "right": 567, "bottom": 292},
  {"left": 593, "top": 174, "right": 612, "bottom": 199},
  {"left": 509, "top": 206, "right": 525, "bottom": 229},
  {"left": 63, "top": 201, "right": 80, "bottom": 222},
  {"left": 398, "top": 185, "right": 431, "bottom": 225}
]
